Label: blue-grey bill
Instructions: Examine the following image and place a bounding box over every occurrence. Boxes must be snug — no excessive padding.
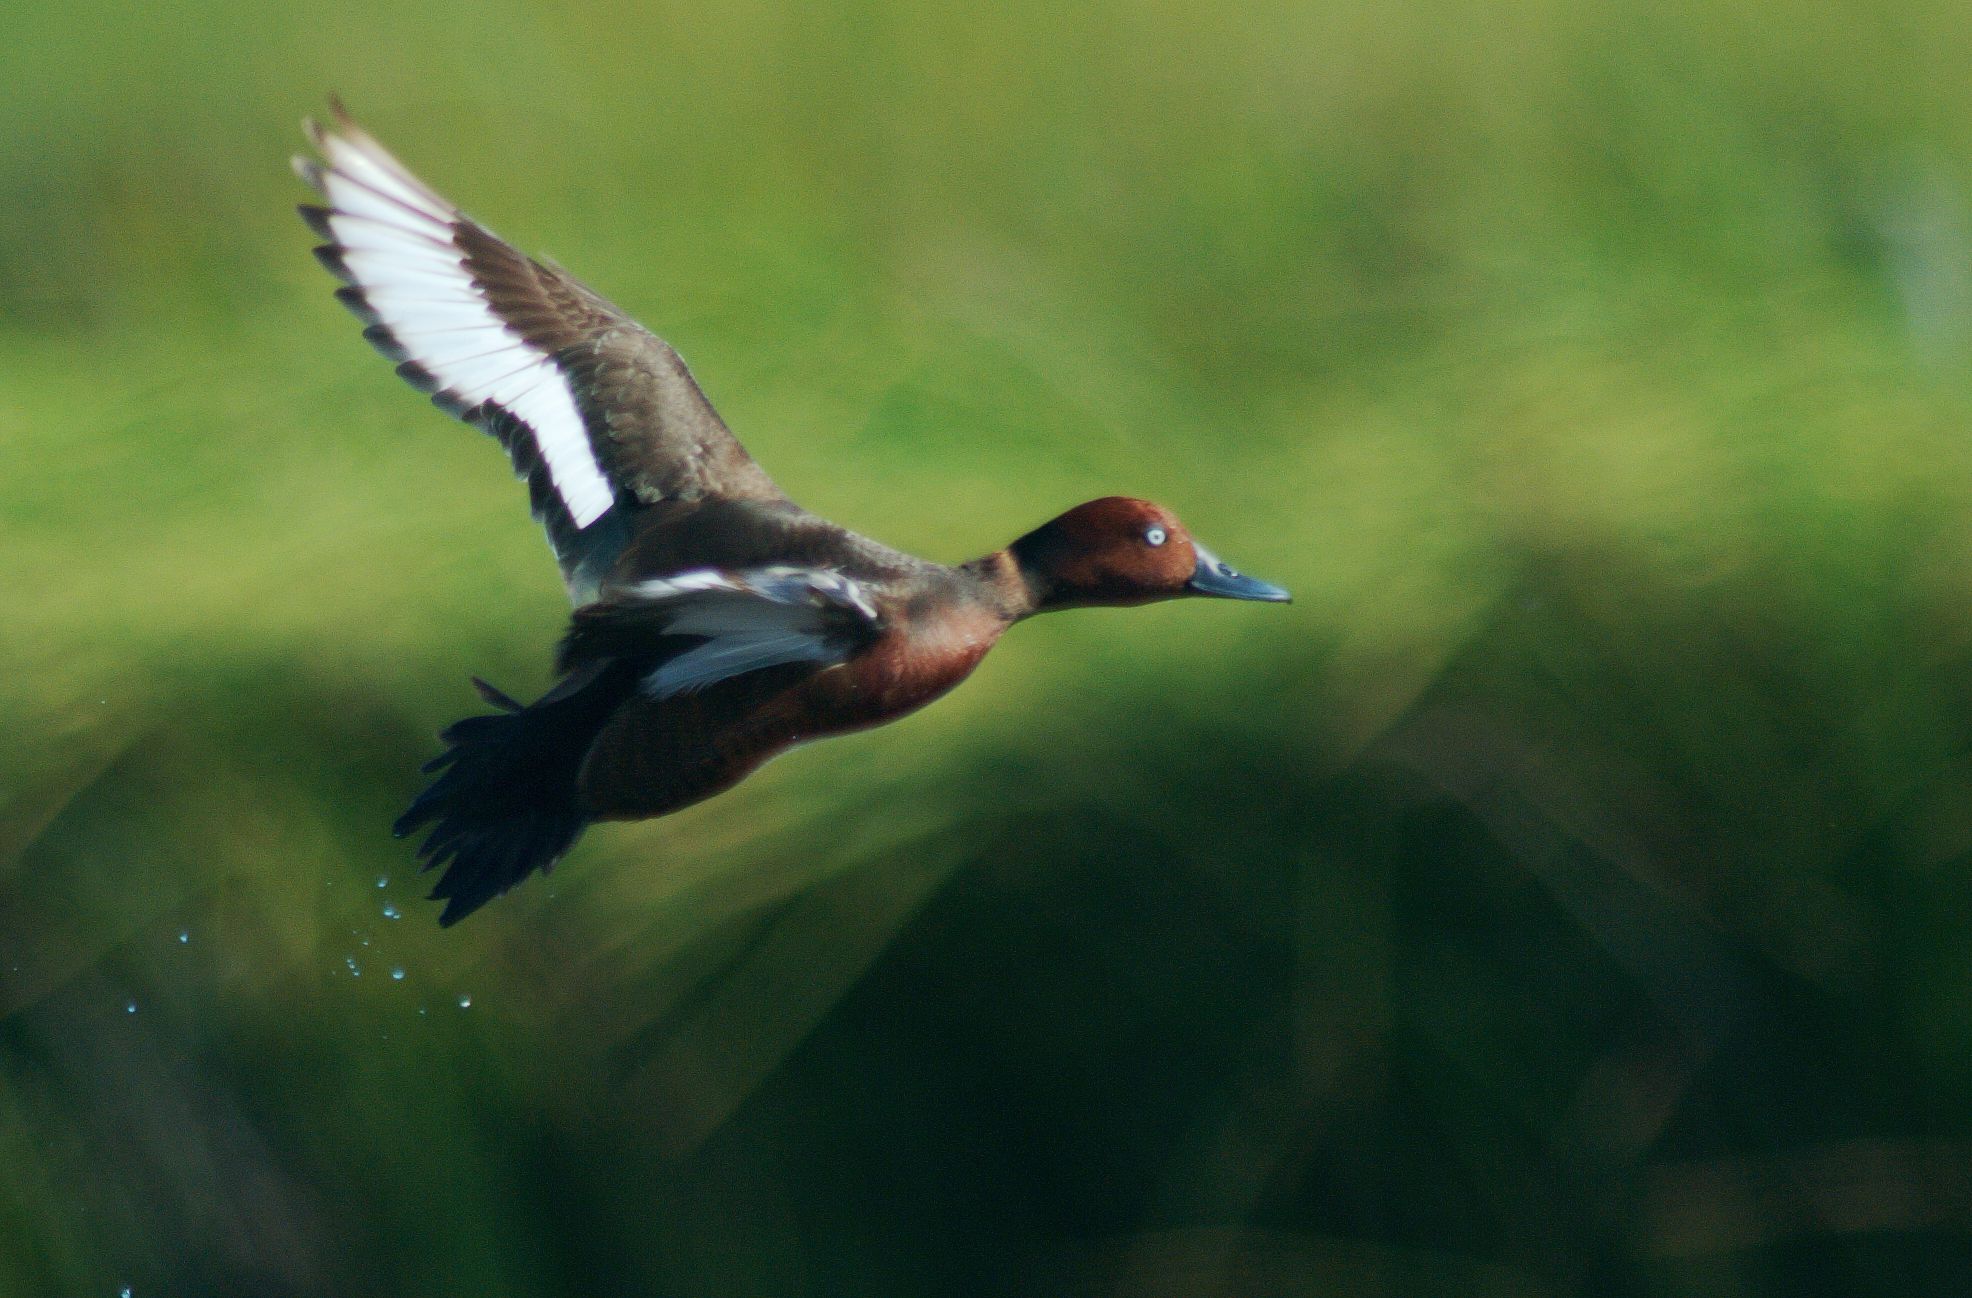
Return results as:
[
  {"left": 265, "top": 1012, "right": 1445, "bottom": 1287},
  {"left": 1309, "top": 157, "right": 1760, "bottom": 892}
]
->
[{"left": 1188, "top": 544, "right": 1291, "bottom": 603}]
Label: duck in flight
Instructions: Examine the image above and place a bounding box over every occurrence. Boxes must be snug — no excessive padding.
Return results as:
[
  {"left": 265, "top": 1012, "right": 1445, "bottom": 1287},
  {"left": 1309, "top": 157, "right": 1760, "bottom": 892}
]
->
[{"left": 295, "top": 104, "right": 1289, "bottom": 925}]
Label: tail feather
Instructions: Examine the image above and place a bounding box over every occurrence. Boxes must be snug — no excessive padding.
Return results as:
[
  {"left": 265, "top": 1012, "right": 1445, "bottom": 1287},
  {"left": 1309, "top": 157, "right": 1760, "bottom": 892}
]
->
[
  {"left": 395, "top": 664, "right": 629, "bottom": 926},
  {"left": 470, "top": 675, "right": 525, "bottom": 712}
]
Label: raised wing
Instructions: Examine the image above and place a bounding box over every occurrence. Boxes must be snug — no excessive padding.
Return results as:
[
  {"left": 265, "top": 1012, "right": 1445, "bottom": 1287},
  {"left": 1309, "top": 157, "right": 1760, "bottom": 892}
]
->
[
  {"left": 558, "top": 567, "right": 883, "bottom": 698},
  {"left": 294, "top": 102, "right": 783, "bottom": 602}
]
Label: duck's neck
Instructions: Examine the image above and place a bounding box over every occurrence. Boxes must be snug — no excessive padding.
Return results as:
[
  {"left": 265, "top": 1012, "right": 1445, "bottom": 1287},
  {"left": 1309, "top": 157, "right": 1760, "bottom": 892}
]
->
[{"left": 959, "top": 548, "right": 1047, "bottom": 622}]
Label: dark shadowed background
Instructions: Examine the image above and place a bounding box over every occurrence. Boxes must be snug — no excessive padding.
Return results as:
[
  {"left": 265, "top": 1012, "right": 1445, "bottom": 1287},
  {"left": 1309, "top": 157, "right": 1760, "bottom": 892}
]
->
[{"left": 8, "top": 1, "right": 1972, "bottom": 1294}]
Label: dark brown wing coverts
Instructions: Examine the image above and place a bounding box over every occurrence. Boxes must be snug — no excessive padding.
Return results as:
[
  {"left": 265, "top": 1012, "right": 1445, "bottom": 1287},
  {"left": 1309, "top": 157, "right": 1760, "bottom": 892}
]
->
[{"left": 450, "top": 223, "right": 783, "bottom": 506}]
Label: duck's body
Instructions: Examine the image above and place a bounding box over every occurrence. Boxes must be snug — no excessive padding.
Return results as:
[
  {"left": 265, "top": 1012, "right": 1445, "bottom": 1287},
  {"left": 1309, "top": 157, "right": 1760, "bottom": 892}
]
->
[
  {"left": 566, "top": 496, "right": 1019, "bottom": 823},
  {"left": 297, "top": 105, "right": 1287, "bottom": 924}
]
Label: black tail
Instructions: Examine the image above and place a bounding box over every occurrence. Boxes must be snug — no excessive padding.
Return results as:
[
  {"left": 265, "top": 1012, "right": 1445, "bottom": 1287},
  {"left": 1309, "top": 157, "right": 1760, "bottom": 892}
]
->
[{"left": 395, "top": 666, "right": 630, "bottom": 926}]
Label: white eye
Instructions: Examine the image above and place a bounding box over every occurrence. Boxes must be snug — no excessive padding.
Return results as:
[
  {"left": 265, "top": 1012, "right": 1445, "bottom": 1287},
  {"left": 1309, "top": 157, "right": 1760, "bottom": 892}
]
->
[{"left": 1145, "top": 527, "right": 1167, "bottom": 546}]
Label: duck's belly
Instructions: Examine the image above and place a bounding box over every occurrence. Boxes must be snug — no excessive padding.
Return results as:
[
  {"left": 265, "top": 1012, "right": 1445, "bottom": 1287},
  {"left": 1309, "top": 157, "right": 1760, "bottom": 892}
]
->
[{"left": 579, "top": 618, "right": 1003, "bottom": 822}]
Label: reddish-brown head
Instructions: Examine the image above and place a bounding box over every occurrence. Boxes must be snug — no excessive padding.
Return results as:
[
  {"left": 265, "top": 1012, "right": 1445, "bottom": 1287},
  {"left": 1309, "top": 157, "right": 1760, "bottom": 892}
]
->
[{"left": 1007, "top": 497, "right": 1291, "bottom": 613}]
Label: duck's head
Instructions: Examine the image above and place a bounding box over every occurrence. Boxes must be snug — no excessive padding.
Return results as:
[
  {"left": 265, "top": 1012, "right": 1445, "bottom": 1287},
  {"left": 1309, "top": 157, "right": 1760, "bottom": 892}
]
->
[{"left": 1008, "top": 496, "right": 1291, "bottom": 613}]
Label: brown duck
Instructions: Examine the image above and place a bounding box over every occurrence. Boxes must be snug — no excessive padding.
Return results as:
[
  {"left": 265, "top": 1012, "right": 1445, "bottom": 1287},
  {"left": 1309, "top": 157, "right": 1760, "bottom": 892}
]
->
[{"left": 296, "top": 105, "right": 1289, "bottom": 924}]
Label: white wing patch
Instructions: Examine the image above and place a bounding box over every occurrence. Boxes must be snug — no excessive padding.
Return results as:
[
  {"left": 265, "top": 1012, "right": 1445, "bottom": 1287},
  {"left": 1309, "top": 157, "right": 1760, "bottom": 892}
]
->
[
  {"left": 300, "top": 125, "right": 616, "bottom": 528},
  {"left": 619, "top": 568, "right": 880, "bottom": 698}
]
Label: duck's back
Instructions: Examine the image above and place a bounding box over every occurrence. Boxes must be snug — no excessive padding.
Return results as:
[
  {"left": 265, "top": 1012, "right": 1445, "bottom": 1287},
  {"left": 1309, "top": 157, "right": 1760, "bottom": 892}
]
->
[{"left": 604, "top": 497, "right": 934, "bottom": 596}]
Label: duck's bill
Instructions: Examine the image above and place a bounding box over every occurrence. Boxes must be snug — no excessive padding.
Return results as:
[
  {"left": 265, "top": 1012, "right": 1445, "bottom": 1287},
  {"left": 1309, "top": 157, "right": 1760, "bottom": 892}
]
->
[{"left": 1188, "top": 544, "right": 1291, "bottom": 603}]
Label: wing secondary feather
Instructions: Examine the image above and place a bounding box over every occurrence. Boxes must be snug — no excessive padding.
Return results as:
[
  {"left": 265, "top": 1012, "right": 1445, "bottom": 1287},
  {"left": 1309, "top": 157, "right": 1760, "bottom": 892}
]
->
[{"left": 559, "top": 567, "right": 882, "bottom": 698}]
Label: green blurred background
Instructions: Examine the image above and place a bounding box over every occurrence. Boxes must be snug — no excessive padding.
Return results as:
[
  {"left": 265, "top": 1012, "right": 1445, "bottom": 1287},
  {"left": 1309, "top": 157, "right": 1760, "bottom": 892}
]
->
[{"left": 8, "top": 0, "right": 1972, "bottom": 1294}]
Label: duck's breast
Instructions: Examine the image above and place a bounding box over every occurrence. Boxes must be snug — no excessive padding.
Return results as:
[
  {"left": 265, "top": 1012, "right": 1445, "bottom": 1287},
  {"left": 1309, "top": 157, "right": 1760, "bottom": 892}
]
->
[{"left": 805, "top": 595, "right": 1008, "bottom": 732}]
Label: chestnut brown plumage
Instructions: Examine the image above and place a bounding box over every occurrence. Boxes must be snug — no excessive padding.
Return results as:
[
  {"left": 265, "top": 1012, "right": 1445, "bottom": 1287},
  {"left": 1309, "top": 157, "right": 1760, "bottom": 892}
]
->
[{"left": 297, "top": 106, "right": 1289, "bottom": 924}]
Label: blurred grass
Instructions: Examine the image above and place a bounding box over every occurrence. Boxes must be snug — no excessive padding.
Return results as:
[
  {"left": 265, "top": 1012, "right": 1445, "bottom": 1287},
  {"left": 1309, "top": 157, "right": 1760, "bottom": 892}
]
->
[{"left": 8, "top": 0, "right": 1972, "bottom": 1294}]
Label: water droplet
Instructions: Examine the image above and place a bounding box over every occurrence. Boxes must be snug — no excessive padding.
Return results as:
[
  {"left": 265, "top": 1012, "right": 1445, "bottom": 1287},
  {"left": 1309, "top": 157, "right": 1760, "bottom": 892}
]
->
[
  {"left": 359, "top": 937, "right": 370, "bottom": 947},
  {"left": 390, "top": 968, "right": 405, "bottom": 981},
  {"left": 417, "top": 1006, "right": 427, "bottom": 1016},
  {"left": 376, "top": 876, "right": 389, "bottom": 889},
  {"left": 121, "top": 1287, "right": 132, "bottom": 1297},
  {"left": 176, "top": 931, "right": 189, "bottom": 945},
  {"left": 345, "top": 956, "right": 361, "bottom": 978},
  {"left": 124, "top": 1001, "right": 137, "bottom": 1014},
  {"left": 457, "top": 995, "right": 472, "bottom": 1009},
  {"left": 381, "top": 904, "right": 400, "bottom": 920}
]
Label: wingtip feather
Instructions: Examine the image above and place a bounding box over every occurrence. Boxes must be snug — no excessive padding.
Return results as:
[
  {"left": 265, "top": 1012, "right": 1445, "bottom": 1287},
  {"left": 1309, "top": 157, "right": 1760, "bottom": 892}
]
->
[
  {"left": 430, "top": 389, "right": 474, "bottom": 419},
  {"left": 396, "top": 358, "right": 443, "bottom": 395},
  {"left": 333, "top": 284, "right": 382, "bottom": 326},
  {"left": 292, "top": 156, "right": 327, "bottom": 194},
  {"left": 298, "top": 203, "right": 334, "bottom": 239},
  {"left": 312, "top": 244, "right": 355, "bottom": 284},
  {"left": 360, "top": 322, "right": 409, "bottom": 363}
]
